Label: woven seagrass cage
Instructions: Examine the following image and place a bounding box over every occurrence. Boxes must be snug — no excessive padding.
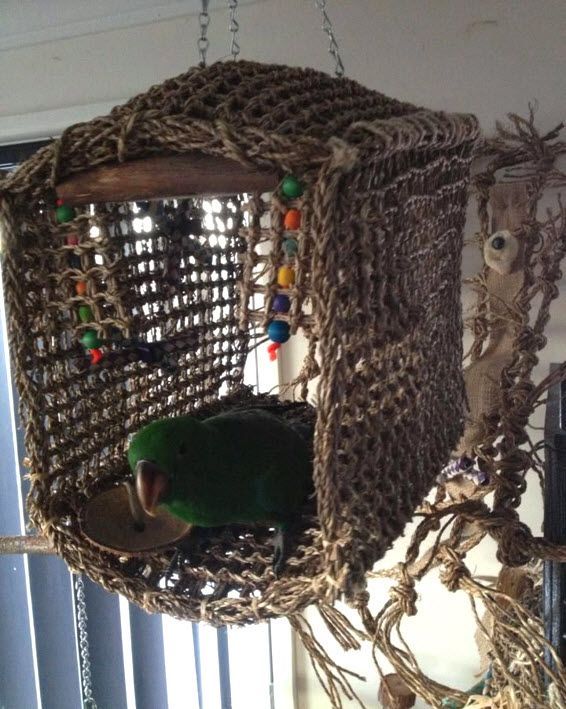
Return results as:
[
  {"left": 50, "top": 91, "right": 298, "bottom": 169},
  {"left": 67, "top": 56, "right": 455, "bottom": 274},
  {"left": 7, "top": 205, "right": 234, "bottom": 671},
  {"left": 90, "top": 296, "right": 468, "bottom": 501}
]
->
[{"left": 0, "top": 61, "right": 479, "bottom": 624}]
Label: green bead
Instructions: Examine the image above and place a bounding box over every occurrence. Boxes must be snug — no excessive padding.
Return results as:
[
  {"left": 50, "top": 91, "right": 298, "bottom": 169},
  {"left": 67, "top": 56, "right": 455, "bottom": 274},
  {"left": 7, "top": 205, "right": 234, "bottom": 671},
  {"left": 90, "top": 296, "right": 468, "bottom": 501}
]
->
[
  {"left": 55, "top": 205, "right": 76, "bottom": 223},
  {"left": 80, "top": 329, "right": 101, "bottom": 349},
  {"left": 283, "top": 238, "right": 298, "bottom": 256},
  {"left": 281, "top": 175, "right": 303, "bottom": 199},
  {"left": 78, "top": 305, "right": 93, "bottom": 323}
]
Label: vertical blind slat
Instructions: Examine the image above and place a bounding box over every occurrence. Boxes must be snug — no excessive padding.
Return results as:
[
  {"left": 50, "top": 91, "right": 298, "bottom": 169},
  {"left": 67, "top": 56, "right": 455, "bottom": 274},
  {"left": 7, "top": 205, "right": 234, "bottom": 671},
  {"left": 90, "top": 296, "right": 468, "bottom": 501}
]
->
[
  {"left": 81, "top": 577, "right": 130, "bottom": 709},
  {"left": 227, "top": 624, "right": 272, "bottom": 709},
  {"left": 198, "top": 623, "right": 223, "bottom": 709},
  {"left": 162, "top": 616, "right": 201, "bottom": 708},
  {"left": 217, "top": 626, "right": 232, "bottom": 709},
  {"left": 0, "top": 297, "right": 41, "bottom": 708},
  {"left": 26, "top": 558, "right": 83, "bottom": 709},
  {"left": 129, "top": 604, "right": 169, "bottom": 709}
]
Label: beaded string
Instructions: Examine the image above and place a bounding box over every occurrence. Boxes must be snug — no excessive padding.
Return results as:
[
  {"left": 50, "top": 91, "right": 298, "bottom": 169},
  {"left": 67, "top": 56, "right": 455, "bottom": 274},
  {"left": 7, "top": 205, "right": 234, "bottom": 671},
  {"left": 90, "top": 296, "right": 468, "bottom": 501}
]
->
[
  {"left": 266, "top": 175, "right": 304, "bottom": 361},
  {"left": 437, "top": 456, "right": 489, "bottom": 487},
  {"left": 56, "top": 200, "right": 105, "bottom": 366},
  {"left": 56, "top": 199, "right": 209, "bottom": 371}
]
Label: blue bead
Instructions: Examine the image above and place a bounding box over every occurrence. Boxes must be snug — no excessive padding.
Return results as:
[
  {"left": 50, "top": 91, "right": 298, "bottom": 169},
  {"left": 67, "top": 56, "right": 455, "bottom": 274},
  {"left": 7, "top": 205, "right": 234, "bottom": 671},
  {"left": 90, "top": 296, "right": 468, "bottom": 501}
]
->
[
  {"left": 272, "top": 294, "right": 291, "bottom": 313},
  {"left": 267, "top": 320, "right": 290, "bottom": 344}
]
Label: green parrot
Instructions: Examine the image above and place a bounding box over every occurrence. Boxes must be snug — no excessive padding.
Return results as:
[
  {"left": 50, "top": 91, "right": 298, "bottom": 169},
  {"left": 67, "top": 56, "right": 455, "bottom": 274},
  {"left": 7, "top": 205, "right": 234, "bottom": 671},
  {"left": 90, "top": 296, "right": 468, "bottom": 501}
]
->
[{"left": 128, "top": 408, "right": 313, "bottom": 574}]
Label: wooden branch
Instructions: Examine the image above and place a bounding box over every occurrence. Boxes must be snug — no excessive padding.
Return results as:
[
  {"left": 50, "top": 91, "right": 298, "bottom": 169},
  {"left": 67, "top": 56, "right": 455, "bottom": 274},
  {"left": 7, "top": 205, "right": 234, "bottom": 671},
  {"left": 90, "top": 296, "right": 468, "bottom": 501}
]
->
[
  {"left": 56, "top": 153, "right": 279, "bottom": 206},
  {"left": 0, "top": 535, "right": 55, "bottom": 555}
]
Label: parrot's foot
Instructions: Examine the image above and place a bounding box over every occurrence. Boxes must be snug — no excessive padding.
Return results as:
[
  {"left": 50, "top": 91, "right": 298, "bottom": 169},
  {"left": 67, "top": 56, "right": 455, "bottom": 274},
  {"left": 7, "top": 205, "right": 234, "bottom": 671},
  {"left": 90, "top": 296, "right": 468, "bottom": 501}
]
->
[
  {"left": 164, "top": 549, "right": 182, "bottom": 586},
  {"left": 272, "top": 526, "right": 291, "bottom": 578}
]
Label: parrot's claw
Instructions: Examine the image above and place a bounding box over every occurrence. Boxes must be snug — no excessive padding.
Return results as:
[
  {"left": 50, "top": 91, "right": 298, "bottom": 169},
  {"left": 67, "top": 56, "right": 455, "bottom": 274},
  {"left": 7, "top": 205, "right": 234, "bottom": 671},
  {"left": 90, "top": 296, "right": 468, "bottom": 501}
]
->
[
  {"left": 164, "top": 549, "right": 182, "bottom": 586},
  {"left": 272, "top": 527, "right": 289, "bottom": 578}
]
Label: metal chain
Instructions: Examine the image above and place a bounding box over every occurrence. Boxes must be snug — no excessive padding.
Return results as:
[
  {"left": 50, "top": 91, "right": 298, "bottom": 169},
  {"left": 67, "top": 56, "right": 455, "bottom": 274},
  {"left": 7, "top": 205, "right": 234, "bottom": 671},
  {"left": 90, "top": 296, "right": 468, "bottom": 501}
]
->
[
  {"left": 198, "top": 0, "right": 211, "bottom": 67},
  {"left": 228, "top": 0, "right": 240, "bottom": 60},
  {"left": 74, "top": 574, "right": 97, "bottom": 709},
  {"left": 314, "top": 0, "right": 345, "bottom": 77}
]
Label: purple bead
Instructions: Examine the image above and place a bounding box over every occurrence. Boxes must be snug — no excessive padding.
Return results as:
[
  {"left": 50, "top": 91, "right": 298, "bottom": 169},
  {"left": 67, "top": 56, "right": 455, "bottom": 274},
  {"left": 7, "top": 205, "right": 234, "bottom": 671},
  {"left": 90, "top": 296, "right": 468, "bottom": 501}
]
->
[
  {"left": 458, "top": 456, "right": 474, "bottom": 471},
  {"left": 272, "top": 294, "right": 291, "bottom": 314}
]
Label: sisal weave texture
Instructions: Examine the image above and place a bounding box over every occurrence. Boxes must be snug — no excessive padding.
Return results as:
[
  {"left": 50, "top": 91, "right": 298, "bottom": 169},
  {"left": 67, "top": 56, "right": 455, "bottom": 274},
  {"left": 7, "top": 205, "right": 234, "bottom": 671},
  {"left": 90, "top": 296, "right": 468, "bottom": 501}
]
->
[{"left": 0, "top": 60, "right": 479, "bottom": 622}]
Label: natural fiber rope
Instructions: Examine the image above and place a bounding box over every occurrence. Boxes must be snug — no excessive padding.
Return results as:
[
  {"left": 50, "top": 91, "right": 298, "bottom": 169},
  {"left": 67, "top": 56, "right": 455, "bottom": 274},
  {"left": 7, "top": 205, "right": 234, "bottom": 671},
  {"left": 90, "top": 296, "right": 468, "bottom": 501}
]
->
[
  {"left": 359, "top": 111, "right": 566, "bottom": 708},
  {"left": 0, "top": 60, "right": 482, "bottom": 707}
]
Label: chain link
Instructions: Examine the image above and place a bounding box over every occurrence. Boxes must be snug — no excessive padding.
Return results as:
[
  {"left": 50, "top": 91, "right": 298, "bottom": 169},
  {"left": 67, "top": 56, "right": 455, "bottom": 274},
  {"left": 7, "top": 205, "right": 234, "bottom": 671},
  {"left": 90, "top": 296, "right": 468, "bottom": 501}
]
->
[
  {"left": 74, "top": 574, "right": 97, "bottom": 709},
  {"left": 228, "top": 0, "right": 240, "bottom": 60},
  {"left": 314, "top": 0, "right": 345, "bottom": 77},
  {"left": 198, "top": 0, "right": 211, "bottom": 67}
]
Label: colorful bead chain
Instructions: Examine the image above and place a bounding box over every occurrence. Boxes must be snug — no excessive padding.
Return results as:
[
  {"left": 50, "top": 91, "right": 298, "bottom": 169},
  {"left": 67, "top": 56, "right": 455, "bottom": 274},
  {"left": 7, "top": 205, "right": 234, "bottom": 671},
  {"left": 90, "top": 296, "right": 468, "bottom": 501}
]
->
[
  {"left": 267, "top": 175, "right": 303, "bottom": 361},
  {"left": 437, "top": 455, "right": 489, "bottom": 486},
  {"left": 56, "top": 199, "right": 104, "bottom": 366}
]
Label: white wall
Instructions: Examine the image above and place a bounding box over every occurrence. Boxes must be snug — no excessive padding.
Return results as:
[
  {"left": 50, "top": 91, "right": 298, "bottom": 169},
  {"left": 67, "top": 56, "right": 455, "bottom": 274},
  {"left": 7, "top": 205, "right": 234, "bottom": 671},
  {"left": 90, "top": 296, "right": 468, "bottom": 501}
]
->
[
  {"left": 2, "top": 1, "right": 565, "bottom": 141},
  {"left": 2, "top": 2, "right": 565, "bottom": 706}
]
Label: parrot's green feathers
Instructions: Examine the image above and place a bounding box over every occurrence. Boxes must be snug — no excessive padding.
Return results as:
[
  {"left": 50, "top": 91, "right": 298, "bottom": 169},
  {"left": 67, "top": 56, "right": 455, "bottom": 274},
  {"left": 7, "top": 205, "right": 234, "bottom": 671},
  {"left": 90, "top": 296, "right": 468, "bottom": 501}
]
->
[{"left": 128, "top": 409, "right": 312, "bottom": 530}]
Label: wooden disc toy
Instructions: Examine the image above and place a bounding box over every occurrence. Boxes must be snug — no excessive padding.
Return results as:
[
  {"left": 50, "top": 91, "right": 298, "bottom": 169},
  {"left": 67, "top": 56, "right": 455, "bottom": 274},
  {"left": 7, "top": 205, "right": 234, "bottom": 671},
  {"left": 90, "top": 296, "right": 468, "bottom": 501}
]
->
[{"left": 80, "top": 483, "right": 191, "bottom": 555}]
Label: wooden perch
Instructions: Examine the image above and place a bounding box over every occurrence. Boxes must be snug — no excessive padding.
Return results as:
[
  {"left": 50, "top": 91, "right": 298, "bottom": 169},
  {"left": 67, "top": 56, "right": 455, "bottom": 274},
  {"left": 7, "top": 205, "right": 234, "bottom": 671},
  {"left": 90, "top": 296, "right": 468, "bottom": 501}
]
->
[
  {"left": 0, "top": 535, "right": 54, "bottom": 555},
  {"left": 55, "top": 152, "right": 280, "bottom": 206}
]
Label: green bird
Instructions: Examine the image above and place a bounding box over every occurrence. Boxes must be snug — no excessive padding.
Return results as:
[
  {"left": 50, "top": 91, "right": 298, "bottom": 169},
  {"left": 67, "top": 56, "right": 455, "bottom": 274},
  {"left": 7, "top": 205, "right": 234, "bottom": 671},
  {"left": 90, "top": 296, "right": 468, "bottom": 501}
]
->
[{"left": 128, "top": 409, "right": 313, "bottom": 574}]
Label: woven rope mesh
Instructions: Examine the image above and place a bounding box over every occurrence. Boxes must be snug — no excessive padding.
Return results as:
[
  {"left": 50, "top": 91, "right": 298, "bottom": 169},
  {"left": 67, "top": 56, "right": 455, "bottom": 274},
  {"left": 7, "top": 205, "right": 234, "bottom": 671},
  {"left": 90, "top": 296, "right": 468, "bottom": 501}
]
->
[{"left": 0, "top": 60, "right": 479, "bottom": 624}]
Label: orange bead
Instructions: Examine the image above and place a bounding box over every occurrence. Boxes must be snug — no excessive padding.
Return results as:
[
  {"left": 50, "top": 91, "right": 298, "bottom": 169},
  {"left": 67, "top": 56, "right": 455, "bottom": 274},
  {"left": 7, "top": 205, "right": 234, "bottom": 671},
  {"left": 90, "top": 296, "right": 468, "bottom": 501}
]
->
[
  {"left": 283, "top": 209, "right": 301, "bottom": 231},
  {"left": 75, "top": 281, "right": 87, "bottom": 296},
  {"left": 277, "top": 266, "right": 295, "bottom": 288}
]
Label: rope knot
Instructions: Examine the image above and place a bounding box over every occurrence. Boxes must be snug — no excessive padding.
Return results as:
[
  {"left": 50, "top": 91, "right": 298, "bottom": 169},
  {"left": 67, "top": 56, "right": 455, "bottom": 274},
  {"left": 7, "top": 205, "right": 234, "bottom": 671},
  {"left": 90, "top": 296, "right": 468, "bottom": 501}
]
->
[
  {"left": 496, "top": 520, "right": 534, "bottom": 567},
  {"left": 117, "top": 111, "right": 139, "bottom": 162},
  {"left": 389, "top": 570, "right": 417, "bottom": 616},
  {"left": 439, "top": 550, "right": 470, "bottom": 592},
  {"left": 350, "top": 589, "right": 370, "bottom": 610},
  {"left": 327, "top": 137, "right": 358, "bottom": 172}
]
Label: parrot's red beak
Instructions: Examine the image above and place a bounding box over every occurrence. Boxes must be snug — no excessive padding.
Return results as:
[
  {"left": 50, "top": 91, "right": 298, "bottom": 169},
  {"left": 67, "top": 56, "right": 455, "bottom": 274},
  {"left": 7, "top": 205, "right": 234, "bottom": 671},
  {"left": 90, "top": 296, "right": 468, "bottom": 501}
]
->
[{"left": 135, "top": 460, "right": 170, "bottom": 517}]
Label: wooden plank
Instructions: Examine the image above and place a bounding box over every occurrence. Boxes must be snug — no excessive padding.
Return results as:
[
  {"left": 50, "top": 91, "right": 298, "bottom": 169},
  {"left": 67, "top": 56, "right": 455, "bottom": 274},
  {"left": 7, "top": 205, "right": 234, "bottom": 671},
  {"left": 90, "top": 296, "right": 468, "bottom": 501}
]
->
[
  {"left": 544, "top": 364, "right": 566, "bottom": 670},
  {"left": 55, "top": 153, "right": 279, "bottom": 206}
]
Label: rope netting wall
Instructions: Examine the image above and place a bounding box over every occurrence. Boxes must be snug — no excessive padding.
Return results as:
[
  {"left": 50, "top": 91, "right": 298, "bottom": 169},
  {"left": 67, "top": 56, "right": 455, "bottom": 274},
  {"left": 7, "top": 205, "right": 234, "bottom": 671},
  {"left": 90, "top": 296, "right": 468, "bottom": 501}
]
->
[
  {"left": 346, "top": 111, "right": 566, "bottom": 709},
  {"left": 0, "top": 61, "right": 478, "bottom": 634},
  {"left": 6, "top": 62, "right": 564, "bottom": 708}
]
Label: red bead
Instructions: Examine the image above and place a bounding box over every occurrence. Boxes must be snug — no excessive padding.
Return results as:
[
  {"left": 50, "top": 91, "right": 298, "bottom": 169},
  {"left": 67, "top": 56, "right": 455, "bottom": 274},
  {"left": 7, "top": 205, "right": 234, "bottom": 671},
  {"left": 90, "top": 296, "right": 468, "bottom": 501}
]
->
[
  {"left": 267, "top": 342, "right": 280, "bottom": 361},
  {"left": 89, "top": 348, "right": 104, "bottom": 365},
  {"left": 66, "top": 234, "right": 79, "bottom": 246},
  {"left": 56, "top": 198, "right": 64, "bottom": 207}
]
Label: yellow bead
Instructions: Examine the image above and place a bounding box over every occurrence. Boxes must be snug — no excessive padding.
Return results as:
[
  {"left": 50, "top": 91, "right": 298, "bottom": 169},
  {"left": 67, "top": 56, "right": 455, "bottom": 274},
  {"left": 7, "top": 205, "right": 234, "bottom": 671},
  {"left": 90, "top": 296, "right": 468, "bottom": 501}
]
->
[{"left": 277, "top": 266, "right": 295, "bottom": 288}]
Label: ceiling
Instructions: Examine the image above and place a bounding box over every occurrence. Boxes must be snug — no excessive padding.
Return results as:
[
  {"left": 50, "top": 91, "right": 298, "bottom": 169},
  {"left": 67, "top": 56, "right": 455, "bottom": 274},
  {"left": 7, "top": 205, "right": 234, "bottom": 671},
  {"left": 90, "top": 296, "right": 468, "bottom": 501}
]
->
[{"left": 1, "top": 0, "right": 258, "bottom": 51}]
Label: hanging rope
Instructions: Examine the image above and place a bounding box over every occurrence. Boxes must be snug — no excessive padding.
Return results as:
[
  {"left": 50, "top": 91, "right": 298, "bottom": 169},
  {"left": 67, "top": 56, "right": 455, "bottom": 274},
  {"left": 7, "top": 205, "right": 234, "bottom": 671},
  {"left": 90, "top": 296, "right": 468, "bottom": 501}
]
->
[
  {"left": 228, "top": 0, "right": 240, "bottom": 61},
  {"left": 198, "top": 0, "right": 210, "bottom": 67},
  {"left": 314, "top": 0, "right": 345, "bottom": 77}
]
